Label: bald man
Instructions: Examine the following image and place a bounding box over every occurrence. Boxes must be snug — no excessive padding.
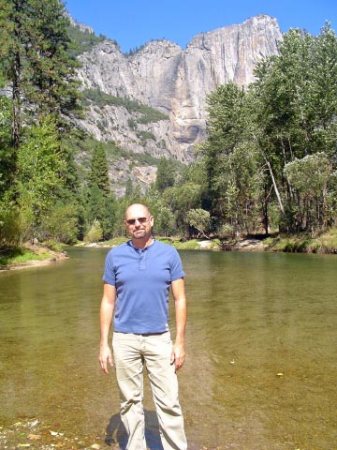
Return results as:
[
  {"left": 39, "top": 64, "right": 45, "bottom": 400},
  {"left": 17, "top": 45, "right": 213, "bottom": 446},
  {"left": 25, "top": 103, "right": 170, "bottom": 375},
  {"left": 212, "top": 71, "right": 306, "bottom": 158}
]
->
[{"left": 99, "top": 204, "right": 187, "bottom": 450}]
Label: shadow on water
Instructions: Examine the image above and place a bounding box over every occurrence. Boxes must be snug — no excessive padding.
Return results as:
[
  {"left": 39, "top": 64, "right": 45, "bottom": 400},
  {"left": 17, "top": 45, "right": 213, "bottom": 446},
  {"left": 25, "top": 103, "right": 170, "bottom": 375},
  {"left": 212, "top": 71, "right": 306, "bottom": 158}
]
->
[{"left": 105, "top": 409, "right": 163, "bottom": 450}]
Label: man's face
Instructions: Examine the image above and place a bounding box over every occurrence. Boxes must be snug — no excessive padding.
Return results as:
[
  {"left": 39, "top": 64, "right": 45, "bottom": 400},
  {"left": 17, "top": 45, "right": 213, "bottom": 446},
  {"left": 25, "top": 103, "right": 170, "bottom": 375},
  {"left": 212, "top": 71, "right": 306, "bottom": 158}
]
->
[{"left": 125, "top": 205, "right": 154, "bottom": 240}]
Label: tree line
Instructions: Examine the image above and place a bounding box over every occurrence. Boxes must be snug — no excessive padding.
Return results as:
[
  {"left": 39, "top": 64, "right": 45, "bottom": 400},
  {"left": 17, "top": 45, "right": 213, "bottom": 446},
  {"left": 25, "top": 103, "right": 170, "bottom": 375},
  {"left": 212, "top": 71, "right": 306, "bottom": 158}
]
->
[
  {"left": 199, "top": 25, "right": 337, "bottom": 237},
  {"left": 0, "top": 0, "right": 336, "bottom": 248},
  {"left": 127, "top": 24, "right": 337, "bottom": 240}
]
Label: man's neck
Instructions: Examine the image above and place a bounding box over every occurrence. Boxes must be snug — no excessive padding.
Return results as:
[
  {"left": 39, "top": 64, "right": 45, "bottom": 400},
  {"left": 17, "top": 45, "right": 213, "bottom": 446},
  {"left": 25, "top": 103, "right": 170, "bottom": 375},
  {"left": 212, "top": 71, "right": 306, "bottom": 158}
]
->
[{"left": 131, "top": 236, "right": 154, "bottom": 249}]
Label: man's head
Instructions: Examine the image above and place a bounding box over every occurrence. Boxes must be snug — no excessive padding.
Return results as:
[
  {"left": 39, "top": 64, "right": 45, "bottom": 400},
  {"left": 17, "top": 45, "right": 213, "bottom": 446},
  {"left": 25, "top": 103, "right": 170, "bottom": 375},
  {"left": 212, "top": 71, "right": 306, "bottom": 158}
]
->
[{"left": 124, "top": 203, "right": 154, "bottom": 243}]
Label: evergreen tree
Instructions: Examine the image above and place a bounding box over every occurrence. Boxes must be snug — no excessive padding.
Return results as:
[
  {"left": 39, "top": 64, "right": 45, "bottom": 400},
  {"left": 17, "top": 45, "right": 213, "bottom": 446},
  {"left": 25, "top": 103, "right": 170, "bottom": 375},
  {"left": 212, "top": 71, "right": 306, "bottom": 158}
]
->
[
  {"left": 0, "top": 96, "right": 14, "bottom": 195},
  {"left": 88, "top": 143, "right": 110, "bottom": 195},
  {"left": 85, "top": 143, "right": 116, "bottom": 239},
  {"left": 0, "top": 0, "right": 29, "bottom": 148},
  {"left": 0, "top": 0, "right": 80, "bottom": 146},
  {"left": 23, "top": 0, "right": 80, "bottom": 121},
  {"left": 155, "top": 157, "right": 177, "bottom": 192}
]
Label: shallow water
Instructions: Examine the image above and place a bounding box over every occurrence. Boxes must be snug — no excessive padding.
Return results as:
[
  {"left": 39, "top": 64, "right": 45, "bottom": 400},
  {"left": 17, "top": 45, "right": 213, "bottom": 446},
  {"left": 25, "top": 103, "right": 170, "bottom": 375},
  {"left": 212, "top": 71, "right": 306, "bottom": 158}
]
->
[{"left": 0, "top": 248, "right": 336, "bottom": 449}]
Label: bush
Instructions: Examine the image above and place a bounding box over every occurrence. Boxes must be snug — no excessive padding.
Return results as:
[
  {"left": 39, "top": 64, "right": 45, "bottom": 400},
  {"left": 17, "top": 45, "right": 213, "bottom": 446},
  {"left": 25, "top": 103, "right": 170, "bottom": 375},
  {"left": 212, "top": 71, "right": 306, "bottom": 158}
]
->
[
  {"left": 84, "top": 220, "right": 103, "bottom": 243},
  {"left": 0, "top": 200, "right": 21, "bottom": 248},
  {"left": 43, "top": 202, "right": 79, "bottom": 244}
]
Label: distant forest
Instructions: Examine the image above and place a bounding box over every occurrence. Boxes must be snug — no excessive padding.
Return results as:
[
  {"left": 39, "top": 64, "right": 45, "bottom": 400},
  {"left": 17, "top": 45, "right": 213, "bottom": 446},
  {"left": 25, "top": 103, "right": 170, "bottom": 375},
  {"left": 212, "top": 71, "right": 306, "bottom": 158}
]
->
[{"left": 0, "top": 0, "right": 336, "bottom": 248}]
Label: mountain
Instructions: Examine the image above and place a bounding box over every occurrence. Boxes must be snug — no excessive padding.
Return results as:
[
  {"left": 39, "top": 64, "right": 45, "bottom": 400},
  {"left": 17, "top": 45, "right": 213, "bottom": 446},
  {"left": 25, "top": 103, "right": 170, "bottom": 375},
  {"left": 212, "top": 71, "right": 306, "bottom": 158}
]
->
[{"left": 72, "top": 15, "right": 282, "bottom": 193}]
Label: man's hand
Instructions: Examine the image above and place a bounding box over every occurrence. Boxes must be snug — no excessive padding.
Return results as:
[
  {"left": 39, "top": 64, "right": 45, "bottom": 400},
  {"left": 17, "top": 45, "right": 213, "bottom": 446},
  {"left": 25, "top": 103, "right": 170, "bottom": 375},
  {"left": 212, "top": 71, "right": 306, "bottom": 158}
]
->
[
  {"left": 171, "top": 278, "right": 187, "bottom": 372},
  {"left": 99, "top": 284, "right": 116, "bottom": 374},
  {"left": 99, "top": 343, "right": 113, "bottom": 374},
  {"left": 171, "top": 342, "right": 185, "bottom": 371}
]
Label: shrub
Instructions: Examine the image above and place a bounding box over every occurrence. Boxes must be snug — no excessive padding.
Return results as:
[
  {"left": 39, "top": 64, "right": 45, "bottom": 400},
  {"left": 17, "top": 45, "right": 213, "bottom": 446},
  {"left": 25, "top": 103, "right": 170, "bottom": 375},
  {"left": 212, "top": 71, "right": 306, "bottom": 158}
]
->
[
  {"left": 84, "top": 220, "right": 103, "bottom": 243},
  {"left": 0, "top": 200, "right": 21, "bottom": 248}
]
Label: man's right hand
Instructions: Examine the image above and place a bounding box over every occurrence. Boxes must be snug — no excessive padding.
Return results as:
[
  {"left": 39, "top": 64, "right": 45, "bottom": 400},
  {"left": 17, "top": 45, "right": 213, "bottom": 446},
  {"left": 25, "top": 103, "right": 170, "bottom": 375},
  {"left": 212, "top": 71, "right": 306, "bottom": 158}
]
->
[{"left": 99, "top": 344, "right": 113, "bottom": 374}]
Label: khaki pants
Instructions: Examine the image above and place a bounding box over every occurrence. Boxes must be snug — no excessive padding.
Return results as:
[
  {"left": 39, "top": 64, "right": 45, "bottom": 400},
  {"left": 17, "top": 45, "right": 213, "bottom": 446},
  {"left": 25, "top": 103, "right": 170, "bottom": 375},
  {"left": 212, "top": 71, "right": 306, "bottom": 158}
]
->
[{"left": 112, "top": 331, "right": 187, "bottom": 450}]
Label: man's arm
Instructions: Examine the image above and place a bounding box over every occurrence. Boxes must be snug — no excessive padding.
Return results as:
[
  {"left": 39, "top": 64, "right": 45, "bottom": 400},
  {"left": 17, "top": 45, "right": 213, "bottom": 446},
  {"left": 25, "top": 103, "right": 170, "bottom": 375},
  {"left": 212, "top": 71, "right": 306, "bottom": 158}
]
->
[
  {"left": 99, "top": 283, "right": 116, "bottom": 374},
  {"left": 171, "top": 278, "right": 187, "bottom": 371}
]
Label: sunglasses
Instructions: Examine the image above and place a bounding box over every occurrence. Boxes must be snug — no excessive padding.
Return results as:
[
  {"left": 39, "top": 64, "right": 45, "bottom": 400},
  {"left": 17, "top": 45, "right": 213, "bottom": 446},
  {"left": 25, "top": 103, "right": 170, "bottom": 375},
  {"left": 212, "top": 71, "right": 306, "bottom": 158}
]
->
[{"left": 126, "top": 217, "right": 148, "bottom": 225}]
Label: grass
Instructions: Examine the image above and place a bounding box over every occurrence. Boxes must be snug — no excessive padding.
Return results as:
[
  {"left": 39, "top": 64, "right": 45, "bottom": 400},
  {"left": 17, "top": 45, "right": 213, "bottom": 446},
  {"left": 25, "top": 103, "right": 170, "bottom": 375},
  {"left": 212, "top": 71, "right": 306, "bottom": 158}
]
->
[
  {"left": 264, "top": 228, "right": 337, "bottom": 254},
  {"left": 0, "top": 248, "right": 51, "bottom": 267},
  {"left": 103, "top": 237, "right": 128, "bottom": 247},
  {"left": 158, "top": 237, "right": 220, "bottom": 250},
  {"left": 172, "top": 240, "right": 203, "bottom": 250}
]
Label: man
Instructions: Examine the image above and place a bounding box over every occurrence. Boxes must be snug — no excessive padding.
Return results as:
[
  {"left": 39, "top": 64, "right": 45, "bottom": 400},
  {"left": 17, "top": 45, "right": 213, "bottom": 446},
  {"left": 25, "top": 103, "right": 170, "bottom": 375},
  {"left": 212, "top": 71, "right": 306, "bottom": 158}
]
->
[{"left": 99, "top": 203, "right": 187, "bottom": 450}]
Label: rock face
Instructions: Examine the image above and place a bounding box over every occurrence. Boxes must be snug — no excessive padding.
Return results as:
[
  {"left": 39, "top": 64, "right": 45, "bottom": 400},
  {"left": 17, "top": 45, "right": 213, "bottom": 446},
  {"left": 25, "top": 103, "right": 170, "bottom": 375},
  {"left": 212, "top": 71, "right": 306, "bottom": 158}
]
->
[
  {"left": 76, "top": 15, "right": 282, "bottom": 163},
  {"left": 74, "top": 15, "right": 282, "bottom": 194}
]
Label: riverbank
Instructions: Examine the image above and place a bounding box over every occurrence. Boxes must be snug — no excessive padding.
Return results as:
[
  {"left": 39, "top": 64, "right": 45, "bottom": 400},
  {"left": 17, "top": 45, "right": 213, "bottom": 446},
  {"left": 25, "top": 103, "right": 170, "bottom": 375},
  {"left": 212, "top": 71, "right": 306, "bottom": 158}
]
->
[
  {"left": 2, "top": 228, "right": 336, "bottom": 272},
  {"left": 80, "top": 228, "right": 337, "bottom": 254},
  {"left": 262, "top": 228, "right": 337, "bottom": 254},
  {"left": 0, "top": 241, "right": 68, "bottom": 272}
]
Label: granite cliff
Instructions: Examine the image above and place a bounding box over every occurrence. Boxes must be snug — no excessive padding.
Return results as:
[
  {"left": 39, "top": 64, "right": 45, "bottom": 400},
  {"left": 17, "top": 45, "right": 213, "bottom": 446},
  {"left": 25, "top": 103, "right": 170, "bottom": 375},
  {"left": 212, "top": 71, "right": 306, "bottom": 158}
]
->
[{"left": 73, "top": 15, "right": 282, "bottom": 192}]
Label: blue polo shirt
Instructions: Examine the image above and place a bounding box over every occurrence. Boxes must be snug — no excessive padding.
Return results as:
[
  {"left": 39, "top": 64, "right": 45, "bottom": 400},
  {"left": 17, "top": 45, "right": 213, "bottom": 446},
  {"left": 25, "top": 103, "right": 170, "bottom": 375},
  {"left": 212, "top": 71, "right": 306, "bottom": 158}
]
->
[{"left": 102, "top": 240, "right": 185, "bottom": 334}]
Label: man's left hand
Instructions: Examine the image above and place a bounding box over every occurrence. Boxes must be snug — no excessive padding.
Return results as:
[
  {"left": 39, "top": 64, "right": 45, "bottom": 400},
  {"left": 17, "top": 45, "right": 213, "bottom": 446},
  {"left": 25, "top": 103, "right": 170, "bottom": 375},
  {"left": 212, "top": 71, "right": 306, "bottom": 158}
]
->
[{"left": 171, "top": 342, "right": 185, "bottom": 371}]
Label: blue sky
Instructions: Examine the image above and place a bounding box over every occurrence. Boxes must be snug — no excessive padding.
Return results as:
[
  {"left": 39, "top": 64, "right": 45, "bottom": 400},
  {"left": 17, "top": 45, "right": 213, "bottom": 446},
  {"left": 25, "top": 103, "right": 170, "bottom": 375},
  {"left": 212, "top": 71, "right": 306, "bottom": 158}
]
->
[{"left": 65, "top": 0, "right": 337, "bottom": 53}]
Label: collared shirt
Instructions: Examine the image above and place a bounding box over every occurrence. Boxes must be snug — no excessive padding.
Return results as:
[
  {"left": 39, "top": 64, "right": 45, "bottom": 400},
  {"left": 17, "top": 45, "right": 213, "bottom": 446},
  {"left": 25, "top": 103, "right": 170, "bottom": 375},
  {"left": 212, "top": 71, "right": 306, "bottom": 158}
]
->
[{"left": 103, "top": 240, "right": 185, "bottom": 334}]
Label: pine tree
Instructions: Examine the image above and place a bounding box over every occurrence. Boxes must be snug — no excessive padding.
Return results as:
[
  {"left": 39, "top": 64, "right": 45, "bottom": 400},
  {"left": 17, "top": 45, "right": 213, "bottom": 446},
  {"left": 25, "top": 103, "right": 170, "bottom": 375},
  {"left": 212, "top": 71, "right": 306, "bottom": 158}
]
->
[
  {"left": 23, "top": 0, "right": 81, "bottom": 121},
  {"left": 88, "top": 143, "right": 110, "bottom": 195},
  {"left": 85, "top": 143, "right": 116, "bottom": 239},
  {"left": 0, "top": 0, "right": 81, "bottom": 146},
  {"left": 155, "top": 157, "right": 176, "bottom": 192},
  {"left": 0, "top": 0, "right": 29, "bottom": 148}
]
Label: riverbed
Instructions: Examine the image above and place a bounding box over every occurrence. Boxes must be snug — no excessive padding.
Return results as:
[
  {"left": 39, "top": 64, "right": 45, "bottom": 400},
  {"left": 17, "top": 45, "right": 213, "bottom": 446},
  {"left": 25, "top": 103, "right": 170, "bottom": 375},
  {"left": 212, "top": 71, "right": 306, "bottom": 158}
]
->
[{"left": 0, "top": 248, "right": 336, "bottom": 449}]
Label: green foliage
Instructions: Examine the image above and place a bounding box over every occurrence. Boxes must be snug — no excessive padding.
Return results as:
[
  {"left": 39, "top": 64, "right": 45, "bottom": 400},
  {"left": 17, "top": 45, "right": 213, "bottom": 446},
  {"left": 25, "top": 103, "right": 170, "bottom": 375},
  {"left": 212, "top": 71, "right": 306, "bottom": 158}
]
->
[
  {"left": 199, "top": 24, "right": 337, "bottom": 236},
  {"left": 84, "top": 219, "right": 103, "bottom": 243},
  {"left": 0, "top": 96, "right": 14, "bottom": 194},
  {"left": 201, "top": 83, "right": 261, "bottom": 233},
  {"left": 43, "top": 202, "right": 78, "bottom": 244},
  {"left": 17, "top": 117, "right": 66, "bottom": 218},
  {"left": 23, "top": 0, "right": 81, "bottom": 119},
  {"left": 0, "top": 248, "right": 50, "bottom": 266},
  {"left": 154, "top": 206, "right": 176, "bottom": 236},
  {"left": 103, "top": 236, "right": 128, "bottom": 247},
  {"left": 253, "top": 25, "right": 337, "bottom": 230},
  {"left": 156, "top": 158, "right": 177, "bottom": 192},
  {"left": 162, "top": 182, "right": 203, "bottom": 234},
  {"left": 0, "top": 0, "right": 81, "bottom": 148},
  {"left": 172, "top": 240, "right": 201, "bottom": 250},
  {"left": 136, "top": 130, "right": 156, "bottom": 143},
  {"left": 186, "top": 209, "right": 211, "bottom": 237},
  {"left": 141, "top": 190, "right": 177, "bottom": 236},
  {"left": 15, "top": 116, "right": 79, "bottom": 243},
  {"left": 0, "top": 198, "right": 21, "bottom": 248},
  {"left": 1, "top": 13, "right": 336, "bottom": 245},
  {"left": 284, "top": 153, "right": 332, "bottom": 230},
  {"left": 284, "top": 153, "right": 331, "bottom": 196},
  {"left": 82, "top": 143, "right": 117, "bottom": 239},
  {"left": 88, "top": 144, "right": 110, "bottom": 195},
  {"left": 66, "top": 24, "right": 106, "bottom": 57},
  {"left": 83, "top": 89, "right": 169, "bottom": 123}
]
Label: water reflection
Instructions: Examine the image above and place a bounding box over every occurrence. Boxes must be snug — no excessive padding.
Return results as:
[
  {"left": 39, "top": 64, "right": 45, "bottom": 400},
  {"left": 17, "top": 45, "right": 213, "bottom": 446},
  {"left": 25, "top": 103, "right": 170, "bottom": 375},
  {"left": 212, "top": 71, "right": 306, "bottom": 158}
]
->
[{"left": 1, "top": 248, "right": 336, "bottom": 449}]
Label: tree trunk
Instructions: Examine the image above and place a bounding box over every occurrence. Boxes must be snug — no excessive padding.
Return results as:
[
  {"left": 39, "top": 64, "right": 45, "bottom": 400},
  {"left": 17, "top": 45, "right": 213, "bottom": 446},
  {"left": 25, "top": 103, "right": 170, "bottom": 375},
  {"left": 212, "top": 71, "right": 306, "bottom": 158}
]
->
[
  {"left": 12, "top": 49, "right": 21, "bottom": 149},
  {"left": 265, "top": 159, "right": 285, "bottom": 215}
]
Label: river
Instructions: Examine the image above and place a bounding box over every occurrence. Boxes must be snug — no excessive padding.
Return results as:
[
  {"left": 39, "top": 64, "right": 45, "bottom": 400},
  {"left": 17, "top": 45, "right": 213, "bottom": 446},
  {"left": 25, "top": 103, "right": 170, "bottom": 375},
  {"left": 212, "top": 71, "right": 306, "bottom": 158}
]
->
[{"left": 0, "top": 247, "right": 336, "bottom": 449}]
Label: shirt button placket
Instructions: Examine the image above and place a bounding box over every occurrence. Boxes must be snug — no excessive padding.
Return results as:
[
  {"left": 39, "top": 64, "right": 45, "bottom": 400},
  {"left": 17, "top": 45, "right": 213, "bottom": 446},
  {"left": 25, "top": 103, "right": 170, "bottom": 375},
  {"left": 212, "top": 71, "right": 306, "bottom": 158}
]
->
[{"left": 138, "top": 249, "right": 146, "bottom": 270}]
